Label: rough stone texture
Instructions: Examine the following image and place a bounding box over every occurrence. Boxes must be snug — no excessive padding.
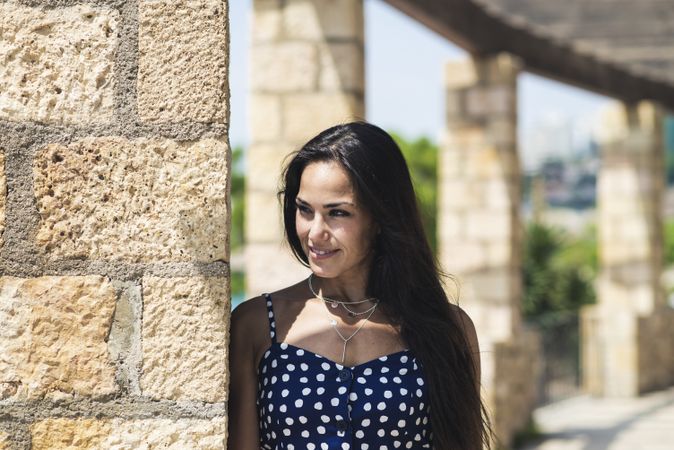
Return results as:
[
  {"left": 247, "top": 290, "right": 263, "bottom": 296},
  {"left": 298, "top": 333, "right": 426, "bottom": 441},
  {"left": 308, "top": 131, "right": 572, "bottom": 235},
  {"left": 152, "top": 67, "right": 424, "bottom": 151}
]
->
[
  {"left": 138, "top": 0, "right": 228, "bottom": 123},
  {"left": 141, "top": 276, "right": 229, "bottom": 403},
  {"left": 0, "top": 149, "right": 5, "bottom": 249},
  {"left": 33, "top": 137, "right": 228, "bottom": 263},
  {"left": 0, "top": 276, "right": 117, "bottom": 401},
  {"left": 585, "top": 101, "right": 670, "bottom": 397},
  {"left": 0, "top": 432, "right": 9, "bottom": 450},
  {"left": 0, "top": 3, "right": 117, "bottom": 124},
  {"left": 30, "top": 417, "right": 226, "bottom": 449}
]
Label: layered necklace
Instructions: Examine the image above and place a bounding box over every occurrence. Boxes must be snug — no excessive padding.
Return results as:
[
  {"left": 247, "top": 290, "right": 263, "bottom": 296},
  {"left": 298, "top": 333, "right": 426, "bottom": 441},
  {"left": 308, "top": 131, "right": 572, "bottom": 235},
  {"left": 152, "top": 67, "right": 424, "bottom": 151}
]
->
[{"left": 308, "top": 274, "right": 380, "bottom": 365}]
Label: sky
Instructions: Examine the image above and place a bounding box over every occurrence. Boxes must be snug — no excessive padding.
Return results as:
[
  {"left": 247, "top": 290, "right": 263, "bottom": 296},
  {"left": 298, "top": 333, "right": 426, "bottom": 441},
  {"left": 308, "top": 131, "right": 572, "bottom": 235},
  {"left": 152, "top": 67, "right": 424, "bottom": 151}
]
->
[{"left": 228, "top": 0, "right": 612, "bottom": 169}]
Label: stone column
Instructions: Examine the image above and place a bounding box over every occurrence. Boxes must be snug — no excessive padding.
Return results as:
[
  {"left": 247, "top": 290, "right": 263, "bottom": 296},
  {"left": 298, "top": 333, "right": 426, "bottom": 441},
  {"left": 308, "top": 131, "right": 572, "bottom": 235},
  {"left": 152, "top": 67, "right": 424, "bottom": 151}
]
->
[
  {"left": 439, "top": 53, "right": 539, "bottom": 447},
  {"left": 583, "top": 101, "right": 674, "bottom": 396},
  {"left": 247, "top": 0, "right": 365, "bottom": 295},
  {"left": 0, "top": 1, "right": 230, "bottom": 447}
]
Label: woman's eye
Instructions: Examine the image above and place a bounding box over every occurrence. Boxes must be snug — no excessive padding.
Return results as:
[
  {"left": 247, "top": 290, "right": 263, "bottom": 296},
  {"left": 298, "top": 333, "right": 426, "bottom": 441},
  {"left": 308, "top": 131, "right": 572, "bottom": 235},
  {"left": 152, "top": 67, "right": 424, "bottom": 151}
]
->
[
  {"left": 330, "top": 209, "right": 350, "bottom": 217},
  {"left": 296, "top": 204, "right": 312, "bottom": 214}
]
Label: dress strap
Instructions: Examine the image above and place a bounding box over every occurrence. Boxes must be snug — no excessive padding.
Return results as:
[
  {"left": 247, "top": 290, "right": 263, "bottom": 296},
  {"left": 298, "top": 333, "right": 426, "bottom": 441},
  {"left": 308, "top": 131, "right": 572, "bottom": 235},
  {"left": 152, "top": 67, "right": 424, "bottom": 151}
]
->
[{"left": 262, "top": 293, "right": 277, "bottom": 344}]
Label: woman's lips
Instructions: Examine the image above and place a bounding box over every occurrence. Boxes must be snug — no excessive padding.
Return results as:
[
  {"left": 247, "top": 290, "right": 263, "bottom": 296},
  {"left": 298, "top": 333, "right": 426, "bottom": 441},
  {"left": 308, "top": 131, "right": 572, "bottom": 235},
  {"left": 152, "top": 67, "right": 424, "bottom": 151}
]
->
[{"left": 309, "top": 246, "right": 339, "bottom": 260}]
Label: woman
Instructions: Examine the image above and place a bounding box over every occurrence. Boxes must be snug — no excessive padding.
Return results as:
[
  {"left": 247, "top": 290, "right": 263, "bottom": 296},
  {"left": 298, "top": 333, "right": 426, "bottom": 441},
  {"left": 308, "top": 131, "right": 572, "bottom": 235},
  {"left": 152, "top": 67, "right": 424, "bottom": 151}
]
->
[{"left": 228, "top": 122, "right": 490, "bottom": 450}]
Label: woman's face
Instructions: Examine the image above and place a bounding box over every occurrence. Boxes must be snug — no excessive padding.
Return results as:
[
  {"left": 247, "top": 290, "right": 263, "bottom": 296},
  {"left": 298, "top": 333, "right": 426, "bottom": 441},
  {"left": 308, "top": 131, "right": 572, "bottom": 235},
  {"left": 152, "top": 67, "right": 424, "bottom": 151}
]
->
[{"left": 295, "top": 160, "right": 378, "bottom": 281}]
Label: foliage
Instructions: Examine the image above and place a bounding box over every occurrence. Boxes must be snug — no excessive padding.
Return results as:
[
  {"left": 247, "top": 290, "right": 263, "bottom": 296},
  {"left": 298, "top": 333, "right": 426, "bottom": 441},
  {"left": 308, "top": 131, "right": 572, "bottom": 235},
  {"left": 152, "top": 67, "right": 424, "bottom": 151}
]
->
[
  {"left": 389, "top": 132, "right": 439, "bottom": 254},
  {"left": 231, "top": 145, "right": 245, "bottom": 251},
  {"left": 665, "top": 220, "right": 674, "bottom": 266},
  {"left": 522, "top": 222, "right": 596, "bottom": 319},
  {"left": 666, "top": 116, "right": 674, "bottom": 185}
]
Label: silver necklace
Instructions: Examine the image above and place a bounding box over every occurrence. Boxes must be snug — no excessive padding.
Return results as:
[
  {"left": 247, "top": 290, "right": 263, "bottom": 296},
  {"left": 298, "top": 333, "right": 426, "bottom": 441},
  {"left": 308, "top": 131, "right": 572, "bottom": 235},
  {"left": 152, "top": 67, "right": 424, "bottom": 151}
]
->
[
  {"left": 329, "top": 305, "right": 378, "bottom": 365},
  {"left": 308, "top": 274, "right": 379, "bottom": 317}
]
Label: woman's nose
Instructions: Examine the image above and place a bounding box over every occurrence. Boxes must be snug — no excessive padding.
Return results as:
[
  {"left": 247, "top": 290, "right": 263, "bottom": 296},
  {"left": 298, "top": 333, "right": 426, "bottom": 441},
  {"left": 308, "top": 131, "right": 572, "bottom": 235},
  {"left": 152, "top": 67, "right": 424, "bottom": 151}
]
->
[{"left": 308, "top": 215, "right": 328, "bottom": 241}]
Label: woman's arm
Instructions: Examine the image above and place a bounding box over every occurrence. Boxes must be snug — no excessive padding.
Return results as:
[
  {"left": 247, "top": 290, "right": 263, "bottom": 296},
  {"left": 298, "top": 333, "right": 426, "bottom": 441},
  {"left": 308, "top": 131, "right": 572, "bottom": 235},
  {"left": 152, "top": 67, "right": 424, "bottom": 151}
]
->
[
  {"left": 453, "top": 306, "right": 481, "bottom": 388},
  {"left": 227, "top": 298, "right": 263, "bottom": 450}
]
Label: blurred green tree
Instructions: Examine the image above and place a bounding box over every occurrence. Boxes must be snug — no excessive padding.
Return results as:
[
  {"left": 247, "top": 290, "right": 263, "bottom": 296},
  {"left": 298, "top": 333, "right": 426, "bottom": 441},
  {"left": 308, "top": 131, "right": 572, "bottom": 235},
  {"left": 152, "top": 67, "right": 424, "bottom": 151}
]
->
[
  {"left": 390, "top": 132, "right": 439, "bottom": 254},
  {"left": 522, "top": 222, "right": 596, "bottom": 319}
]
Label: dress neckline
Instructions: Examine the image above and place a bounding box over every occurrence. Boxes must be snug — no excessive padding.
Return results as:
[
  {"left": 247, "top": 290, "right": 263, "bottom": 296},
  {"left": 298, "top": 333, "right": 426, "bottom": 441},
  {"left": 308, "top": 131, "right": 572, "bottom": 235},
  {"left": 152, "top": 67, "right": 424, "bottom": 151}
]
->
[{"left": 258, "top": 340, "right": 412, "bottom": 371}]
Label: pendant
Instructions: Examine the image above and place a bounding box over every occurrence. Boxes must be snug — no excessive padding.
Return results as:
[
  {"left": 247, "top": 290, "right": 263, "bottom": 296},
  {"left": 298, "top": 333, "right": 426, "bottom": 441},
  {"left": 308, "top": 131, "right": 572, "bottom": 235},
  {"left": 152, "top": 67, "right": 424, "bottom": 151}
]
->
[
  {"left": 330, "top": 301, "right": 338, "bottom": 309},
  {"left": 330, "top": 319, "right": 337, "bottom": 326}
]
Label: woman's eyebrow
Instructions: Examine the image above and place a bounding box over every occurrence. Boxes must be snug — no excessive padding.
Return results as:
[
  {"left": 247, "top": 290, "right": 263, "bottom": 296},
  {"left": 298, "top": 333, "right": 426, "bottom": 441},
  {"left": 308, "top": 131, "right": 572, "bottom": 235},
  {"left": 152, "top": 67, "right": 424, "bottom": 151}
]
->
[{"left": 296, "top": 197, "right": 354, "bottom": 208}]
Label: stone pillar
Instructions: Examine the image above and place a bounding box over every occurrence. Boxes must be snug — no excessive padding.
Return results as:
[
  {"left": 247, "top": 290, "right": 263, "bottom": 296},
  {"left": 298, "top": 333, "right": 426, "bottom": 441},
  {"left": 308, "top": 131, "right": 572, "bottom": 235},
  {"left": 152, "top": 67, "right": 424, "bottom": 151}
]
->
[
  {"left": 439, "top": 53, "right": 540, "bottom": 447},
  {"left": 0, "top": 1, "right": 230, "bottom": 447},
  {"left": 583, "top": 101, "right": 674, "bottom": 396},
  {"left": 247, "top": 0, "right": 365, "bottom": 295}
]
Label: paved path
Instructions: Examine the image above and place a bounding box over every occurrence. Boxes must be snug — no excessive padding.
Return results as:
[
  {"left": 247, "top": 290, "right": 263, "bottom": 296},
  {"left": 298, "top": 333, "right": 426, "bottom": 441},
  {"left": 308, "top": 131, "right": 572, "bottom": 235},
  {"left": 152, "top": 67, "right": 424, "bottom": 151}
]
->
[{"left": 521, "top": 387, "right": 674, "bottom": 450}]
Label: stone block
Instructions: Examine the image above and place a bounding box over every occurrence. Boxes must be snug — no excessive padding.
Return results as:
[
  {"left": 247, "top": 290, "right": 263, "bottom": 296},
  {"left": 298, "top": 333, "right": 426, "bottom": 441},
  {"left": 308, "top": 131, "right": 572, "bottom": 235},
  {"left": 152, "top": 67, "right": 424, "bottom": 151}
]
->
[
  {"left": 0, "top": 149, "right": 5, "bottom": 249},
  {"left": 0, "top": 276, "right": 117, "bottom": 401},
  {"left": 284, "top": 0, "right": 364, "bottom": 41},
  {"left": 465, "top": 86, "right": 515, "bottom": 118},
  {"left": 246, "top": 190, "right": 284, "bottom": 243},
  {"left": 445, "top": 58, "right": 477, "bottom": 89},
  {"left": 466, "top": 210, "right": 512, "bottom": 240},
  {"left": 252, "top": 0, "right": 283, "bottom": 43},
  {"left": 250, "top": 94, "right": 283, "bottom": 142},
  {"left": 439, "top": 179, "right": 484, "bottom": 210},
  {"left": 246, "top": 143, "right": 295, "bottom": 191},
  {"left": 251, "top": 42, "right": 318, "bottom": 92},
  {"left": 440, "top": 241, "right": 487, "bottom": 273},
  {"left": 141, "top": 276, "right": 229, "bottom": 403},
  {"left": 30, "top": 417, "right": 227, "bottom": 450},
  {"left": 0, "top": 4, "right": 117, "bottom": 124},
  {"left": 138, "top": 0, "right": 228, "bottom": 123},
  {"left": 33, "top": 137, "right": 228, "bottom": 263},
  {"left": 319, "top": 42, "right": 364, "bottom": 92},
  {"left": 245, "top": 242, "right": 310, "bottom": 297},
  {"left": 283, "top": 93, "right": 363, "bottom": 144}
]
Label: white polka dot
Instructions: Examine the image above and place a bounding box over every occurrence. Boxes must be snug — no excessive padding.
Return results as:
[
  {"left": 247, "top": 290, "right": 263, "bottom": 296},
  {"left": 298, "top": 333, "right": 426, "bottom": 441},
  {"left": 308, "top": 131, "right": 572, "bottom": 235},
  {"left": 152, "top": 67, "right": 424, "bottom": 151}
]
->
[
  {"left": 316, "top": 373, "right": 325, "bottom": 381},
  {"left": 282, "top": 428, "right": 291, "bottom": 436},
  {"left": 380, "top": 356, "right": 388, "bottom": 361},
  {"left": 280, "top": 354, "right": 288, "bottom": 359},
  {"left": 362, "top": 418, "right": 370, "bottom": 427},
  {"left": 281, "top": 389, "right": 289, "bottom": 397},
  {"left": 384, "top": 390, "right": 392, "bottom": 398},
  {"left": 317, "top": 387, "right": 325, "bottom": 395},
  {"left": 393, "top": 377, "right": 402, "bottom": 384},
  {"left": 282, "top": 374, "right": 290, "bottom": 382},
  {"left": 363, "top": 368, "right": 372, "bottom": 376},
  {"left": 400, "top": 388, "right": 408, "bottom": 395},
  {"left": 317, "top": 426, "right": 326, "bottom": 434},
  {"left": 299, "top": 415, "right": 307, "bottom": 424},
  {"left": 379, "top": 376, "right": 388, "bottom": 383},
  {"left": 365, "top": 388, "right": 373, "bottom": 395},
  {"left": 341, "top": 444, "right": 349, "bottom": 450},
  {"left": 321, "top": 362, "right": 331, "bottom": 370},
  {"left": 296, "top": 348, "right": 305, "bottom": 356},
  {"left": 415, "top": 417, "right": 421, "bottom": 426},
  {"left": 377, "top": 401, "right": 386, "bottom": 410},
  {"left": 394, "top": 441, "right": 401, "bottom": 448},
  {"left": 349, "top": 392, "right": 358, "bottom": 401},
  {"left": 331, "top": 397, "right": 339, "bottom": 406},
  {"left": 271, "top": 376, "right": 277, "bottom": 384},
  {"left": 406, "top": 442, "right": 413, "bottom": 449},
  {"left": 287, "top": 364, "right": 295, "bottom": 371},
  {"left": 380, "top": 415, "right": 388, "bottom": 422},
  {"left": 399, "top": 368, "right": 408, "bottom": 375},
  {"left": 419, "top": 402, "right": 425, "bottom": 409},
  {"left": 271, "top": 359, "right": 277, "bottom": 368},
  {"left": 381, "top": 367, "right": 389, "bottom": 373},
  {"left": 295, "top": 399, "right": 303, "bottom": 408},
  {"left": 302, "top": 387, "right": 311, "bottom": 395},
  {"left": 280, "top": 342, "right": 288, "bottom": 350},
  {"left": 357, "top": 377, "right": 366, "bottom": 384},
  {"left": 322, "top": 444, "right": 328, "bottom": 450},
  {"left": 364, "top": 402, "right": 371, "bottom": 411},
  {"left": 301, "top": 430, "right": 310, "bottom": 438},
  {"left": 314, "top": 401, "right": 323, "bottom": 410},
  {"left": 361, "top": 445, "right": 369, "bottom": 450},
  {"left": 338, "top": 386, "right": 347, "bottom": 395},
  {"left": 308, "top": 444, "right": 315, "bottom": 450},
  {"left": 399, "top": 402, "right": 406, "bottom": 411},
  {"left": 391, "top": 430, "right": 399, "bottom": 437},
  {"left": 268, "top": 404, "right": 274, "bottom": 412},
  {"left": 401, "top": 355, "right": 408, "bottom": 363},
  {"left": 422, "top": 416, "right": 428, "bottom": 425},
  {"left": 279, "top": 404, "right": 286, "bottom": 412},
  {"left": 416, "top": 389, "right": 422, "bottom": 397},
  {"left": 321, "top": 415, "right": 330, "bottom": 423},
  {"left": 356, "top": 430, "right": 365, "bottom": 438},
  {"left": 285, "top": 417, "right": 293, "bottom": 425},
  {"left": 377, "top": 429, "right": 385, "bottom": 437},
  {"left": 301, "top": 363, "right": 309, "bottom": 371},
  {"left": 398, "top": 419, "right": 406, "bottom": 427},
  {"left": 417, "top": 377, "right": 424, "bottom": 386},
  {"left": 300, "top": 376, "right": 308, "bottom": 383}
]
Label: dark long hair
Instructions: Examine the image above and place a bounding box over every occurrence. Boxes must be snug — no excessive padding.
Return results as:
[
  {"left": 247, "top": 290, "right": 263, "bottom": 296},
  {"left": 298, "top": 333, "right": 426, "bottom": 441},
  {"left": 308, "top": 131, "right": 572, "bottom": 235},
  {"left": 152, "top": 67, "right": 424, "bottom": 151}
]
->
[{"left": 280, "top": 122, "right": 491, "bottom": 450}]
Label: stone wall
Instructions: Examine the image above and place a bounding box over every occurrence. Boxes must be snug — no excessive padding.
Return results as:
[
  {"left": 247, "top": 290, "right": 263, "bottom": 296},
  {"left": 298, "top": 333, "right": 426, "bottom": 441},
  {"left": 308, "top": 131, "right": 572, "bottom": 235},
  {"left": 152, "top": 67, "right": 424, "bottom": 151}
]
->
[
  {"left": 246, "top": 0, "right": 365, "bottom": 296},
  {"left": 0, "top": 1, "right": 230, "bottom": 448}
]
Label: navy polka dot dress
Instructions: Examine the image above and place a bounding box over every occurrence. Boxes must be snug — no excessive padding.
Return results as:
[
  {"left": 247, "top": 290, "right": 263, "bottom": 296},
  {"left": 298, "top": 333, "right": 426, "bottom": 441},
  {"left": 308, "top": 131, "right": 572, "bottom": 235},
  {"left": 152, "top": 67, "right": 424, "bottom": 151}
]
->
[{"left": 257, "top": 294, "right": 433, "bottom": 450}]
